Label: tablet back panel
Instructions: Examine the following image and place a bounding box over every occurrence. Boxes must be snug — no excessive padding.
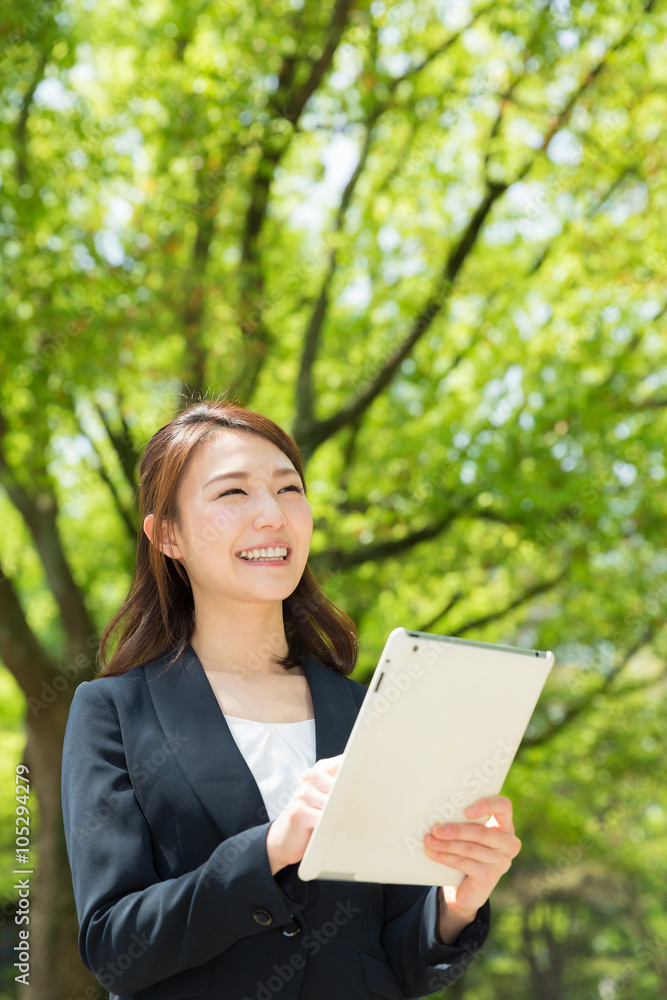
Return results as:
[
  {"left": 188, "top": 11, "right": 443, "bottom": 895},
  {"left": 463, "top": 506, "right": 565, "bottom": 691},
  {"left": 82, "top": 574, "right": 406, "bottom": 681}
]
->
[{"left": 298, "top": 628, "right": 554, "bottom": 885}]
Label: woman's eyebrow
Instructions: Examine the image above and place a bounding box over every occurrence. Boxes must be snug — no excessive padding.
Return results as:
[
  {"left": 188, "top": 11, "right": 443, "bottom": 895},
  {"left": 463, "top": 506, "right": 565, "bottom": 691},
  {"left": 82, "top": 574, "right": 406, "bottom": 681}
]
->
[{"left": 203, "top": 467, "right": 298, "bottom": 488}]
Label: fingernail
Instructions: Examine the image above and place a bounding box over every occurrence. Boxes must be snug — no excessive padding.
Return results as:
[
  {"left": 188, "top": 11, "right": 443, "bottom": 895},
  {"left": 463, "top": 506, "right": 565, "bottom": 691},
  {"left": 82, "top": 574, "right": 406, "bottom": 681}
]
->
[{"left": 465, "top": 805, "right": 479, "bottom": 817}]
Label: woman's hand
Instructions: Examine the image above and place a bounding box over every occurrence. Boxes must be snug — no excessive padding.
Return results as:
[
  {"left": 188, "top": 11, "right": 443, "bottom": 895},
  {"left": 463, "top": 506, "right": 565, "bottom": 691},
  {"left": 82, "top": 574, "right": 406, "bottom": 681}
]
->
[
  {"left": 265, "top": 754, "right": 343, "bottom": 874},
  {"left": 423, "top": 795, "right": 522, "bottom": 936}
]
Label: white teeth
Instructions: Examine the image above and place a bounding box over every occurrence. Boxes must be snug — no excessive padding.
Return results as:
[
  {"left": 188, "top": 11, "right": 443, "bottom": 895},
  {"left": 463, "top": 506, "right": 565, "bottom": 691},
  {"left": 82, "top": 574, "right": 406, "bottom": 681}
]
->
[{"left": 238, "top": 546, "right": 288, "bottom": 561}]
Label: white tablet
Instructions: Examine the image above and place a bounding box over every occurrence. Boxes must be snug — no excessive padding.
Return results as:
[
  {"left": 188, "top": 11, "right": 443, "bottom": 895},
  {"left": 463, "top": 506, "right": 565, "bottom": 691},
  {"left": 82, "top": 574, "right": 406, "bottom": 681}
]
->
[{"left": 298, "top": 627, "right": 554, "bottom": 886}]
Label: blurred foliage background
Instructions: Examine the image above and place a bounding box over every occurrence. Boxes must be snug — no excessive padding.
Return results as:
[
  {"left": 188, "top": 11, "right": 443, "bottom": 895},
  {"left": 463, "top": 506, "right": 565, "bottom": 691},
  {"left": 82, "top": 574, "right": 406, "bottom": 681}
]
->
[{"left": 1, "top": 0, "right": 667, "bottom": 997}]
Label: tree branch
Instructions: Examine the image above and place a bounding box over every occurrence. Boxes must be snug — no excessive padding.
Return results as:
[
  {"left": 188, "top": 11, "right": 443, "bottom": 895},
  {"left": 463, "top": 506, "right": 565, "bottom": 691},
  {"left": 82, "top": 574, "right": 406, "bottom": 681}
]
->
[
  {"left": 418, "top": 590, "right": 466, "bottom": 633},
  {"left": 449, "top": 564, "right": 571, "bottom": 638},
  {"left": 179, "top": 208, "right": 216, "bottom": 399},
  {"left": 83, "top": 437, "right": 138, "bottom": 539},
  {"left": 536, "top": 0, "right": 657, "bottom": 157},
  {"left": 385, "top": 2, "right": 491, "bottom": 89},
  {"left": 294, "top": 112, "right": 378, "bottom": 436},
  {"left": 0, "top": 411, "right": 96, "bottom": 657},
  {"left": 61, "top": 390, "right": 138, "bottom": 538},
  {"left": 233, "top": 0, "right": 357, "bottom": 404},
  {"left": 527, "top": 165, "right": 636, "bottom": 276},
  {"left": 293, "top": 8, "right": 498, "bottom": 448},
  {"left": 15, "top": 46, "right": 49, "bottom": 188},
  {"left": 94, "top": 398, "right": 139, "bottom": 496},
  {"left": 309, "top": 509, "right": 457, "bottom": 573},
  {"left": 298, "top": 0, "right": 660, "bottom": 454},
  {"left": 0, "top": 561, "right": 58, "bottom": 702},
  {"left": 522, "top": 629, "right": 653, "bottom": 749},
  {"left": 296, "top": 179, "right": 507, "bottom": 459},
  {"left": 269, "top": 0, "right": 357, "bottom": 124},
  {"left": 337, "top": 416, "right": 364, "bottom": 498}
]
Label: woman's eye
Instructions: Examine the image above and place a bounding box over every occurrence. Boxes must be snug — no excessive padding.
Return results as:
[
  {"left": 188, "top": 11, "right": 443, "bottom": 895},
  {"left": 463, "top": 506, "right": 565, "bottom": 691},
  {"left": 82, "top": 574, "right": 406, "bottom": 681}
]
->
[{"left": 215, "top": 484, "right": 303, "bottom": 498}]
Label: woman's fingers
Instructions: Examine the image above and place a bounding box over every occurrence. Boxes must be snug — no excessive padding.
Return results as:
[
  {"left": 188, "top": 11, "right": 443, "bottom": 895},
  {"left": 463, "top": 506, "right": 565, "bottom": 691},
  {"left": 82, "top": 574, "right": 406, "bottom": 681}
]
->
[
  {"left": 423, "top": 795, "right": 522, "bottom": 912},
  {"left": 318, "top": 754, "right": 345, "bottom": 774},
  {"left": 300, "top": 766, "right": 333, "bottom": 790},
  {"left": 425, "top": 834, "right": 520, "bottom": 865},
  {"left": 425, "top": 794, "right": 521, "bottom": 872},
  {"left": 299, "top": 754, "right": 344, "bottom": 791},
  {"left": 465, "top": 795, "right": 515, "bottom": 831},
  {"left": 425, "top": 851, "right": 513, "bottom": 881},
  {"left": 297, "top": 755, "right": 344, "bottom": 800},
  {"left": 295, "top": 784, "right": 329, "bottom": 809},
  {"left": 428, "top": 823, "right": 521, "bottom": 854}
]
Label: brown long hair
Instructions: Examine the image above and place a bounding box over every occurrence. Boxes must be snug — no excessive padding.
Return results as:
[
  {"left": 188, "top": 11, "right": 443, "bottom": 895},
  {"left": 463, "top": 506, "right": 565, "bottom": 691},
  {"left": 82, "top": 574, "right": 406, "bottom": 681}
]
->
[{"left": 97, "top": 401, "right": 358, "bottom": 677}]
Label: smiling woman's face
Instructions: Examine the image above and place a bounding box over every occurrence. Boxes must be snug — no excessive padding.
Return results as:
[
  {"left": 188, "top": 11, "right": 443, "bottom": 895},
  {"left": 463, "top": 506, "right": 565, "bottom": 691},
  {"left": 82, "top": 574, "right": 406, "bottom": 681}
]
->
[{"left": 150, "top": 429, "right": 313, "bottom": 606}]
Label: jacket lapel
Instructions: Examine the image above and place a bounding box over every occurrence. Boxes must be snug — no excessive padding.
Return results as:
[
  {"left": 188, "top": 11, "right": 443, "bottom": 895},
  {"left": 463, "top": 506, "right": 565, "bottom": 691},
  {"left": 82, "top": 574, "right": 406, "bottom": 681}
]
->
[{"left": 146, "top": 644, "right": 360, "bottom": 843}]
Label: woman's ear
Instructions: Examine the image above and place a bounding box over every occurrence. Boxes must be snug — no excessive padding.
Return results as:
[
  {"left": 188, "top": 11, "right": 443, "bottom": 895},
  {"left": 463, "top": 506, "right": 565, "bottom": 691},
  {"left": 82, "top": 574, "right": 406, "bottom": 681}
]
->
[{"left": 143, "top": 513, "right": 183, "bottom": 561}]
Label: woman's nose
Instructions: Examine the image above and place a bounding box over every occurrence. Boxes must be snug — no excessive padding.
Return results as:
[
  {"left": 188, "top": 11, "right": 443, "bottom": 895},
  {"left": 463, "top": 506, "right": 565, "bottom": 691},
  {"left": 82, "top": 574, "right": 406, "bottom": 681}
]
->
[{"left": 253, "top": 493, "right": 288, "bottom": 528}]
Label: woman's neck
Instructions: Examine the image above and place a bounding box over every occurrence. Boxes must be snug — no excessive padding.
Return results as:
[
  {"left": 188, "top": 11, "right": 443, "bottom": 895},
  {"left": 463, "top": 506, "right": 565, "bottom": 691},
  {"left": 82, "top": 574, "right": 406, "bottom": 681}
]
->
[{"left": 189, "top": 599, "right": 290, "bottom": 678}]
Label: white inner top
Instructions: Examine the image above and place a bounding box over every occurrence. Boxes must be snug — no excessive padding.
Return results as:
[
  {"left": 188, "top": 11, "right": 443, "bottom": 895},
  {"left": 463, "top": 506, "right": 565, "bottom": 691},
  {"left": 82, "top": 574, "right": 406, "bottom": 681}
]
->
[{"left": 223, "top": 714, "right": 317, "bottom": 823}]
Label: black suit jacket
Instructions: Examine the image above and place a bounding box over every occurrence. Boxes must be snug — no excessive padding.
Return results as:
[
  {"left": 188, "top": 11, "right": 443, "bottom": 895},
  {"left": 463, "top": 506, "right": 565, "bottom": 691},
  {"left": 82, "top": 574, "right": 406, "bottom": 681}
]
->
[{"left": 61, "top": 645, "right": 491, "bottom": 1000}]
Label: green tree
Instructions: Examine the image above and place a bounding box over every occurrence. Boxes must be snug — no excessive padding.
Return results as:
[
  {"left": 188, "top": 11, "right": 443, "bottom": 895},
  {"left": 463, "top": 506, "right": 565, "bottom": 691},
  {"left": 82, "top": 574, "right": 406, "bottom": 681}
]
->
[{"left": 1, "top": 0, "right": 666, "bottom": 996}]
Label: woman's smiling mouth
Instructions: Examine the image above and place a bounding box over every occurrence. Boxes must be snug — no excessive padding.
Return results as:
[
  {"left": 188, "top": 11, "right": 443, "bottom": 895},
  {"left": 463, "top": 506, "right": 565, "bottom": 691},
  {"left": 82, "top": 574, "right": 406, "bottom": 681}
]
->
[{"left": 236, "top": 546, "right": 290, "bottom": 564}]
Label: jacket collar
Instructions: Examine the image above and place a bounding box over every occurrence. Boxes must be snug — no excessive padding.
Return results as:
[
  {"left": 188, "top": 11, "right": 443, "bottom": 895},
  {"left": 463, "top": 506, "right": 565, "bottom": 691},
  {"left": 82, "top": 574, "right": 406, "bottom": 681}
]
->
[{"left": 145, "top": 644, "right": 359, "bottom": 843}]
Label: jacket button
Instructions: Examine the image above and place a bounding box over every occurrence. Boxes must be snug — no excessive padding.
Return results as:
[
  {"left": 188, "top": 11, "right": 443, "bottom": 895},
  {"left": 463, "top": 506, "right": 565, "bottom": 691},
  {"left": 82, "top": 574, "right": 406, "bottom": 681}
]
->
[
  {"left": 253, "top": 909, "right": 272, "bottom": 926},
  {"left": 282, "top": 913, "right": 302, "bottom": 937}
]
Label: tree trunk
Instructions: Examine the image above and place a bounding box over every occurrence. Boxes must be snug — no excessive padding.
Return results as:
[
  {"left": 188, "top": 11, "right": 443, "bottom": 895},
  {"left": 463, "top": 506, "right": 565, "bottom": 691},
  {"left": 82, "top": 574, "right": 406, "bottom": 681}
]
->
[
  {"left": 17, "top": 696, "right": 100, "bottom": 1000},
  {"left": 521, "top": 905, "right": 565, "bottom": 1000}
]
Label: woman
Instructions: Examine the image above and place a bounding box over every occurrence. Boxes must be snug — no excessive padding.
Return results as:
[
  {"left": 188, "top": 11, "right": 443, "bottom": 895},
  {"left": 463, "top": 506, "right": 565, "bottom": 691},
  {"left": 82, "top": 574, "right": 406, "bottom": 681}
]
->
[{"left": 61, "top": 400, "right": 521, "bottom": 1000}]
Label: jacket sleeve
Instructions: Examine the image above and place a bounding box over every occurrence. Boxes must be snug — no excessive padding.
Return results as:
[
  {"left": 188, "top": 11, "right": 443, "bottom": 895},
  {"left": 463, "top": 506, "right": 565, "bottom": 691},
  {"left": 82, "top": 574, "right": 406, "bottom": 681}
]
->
[
  {"left": 381, "top": 883, "right": 491, "bottom": 998},
  {"left": 61, "top": 680, "right": 298, "bottom": 996}
]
